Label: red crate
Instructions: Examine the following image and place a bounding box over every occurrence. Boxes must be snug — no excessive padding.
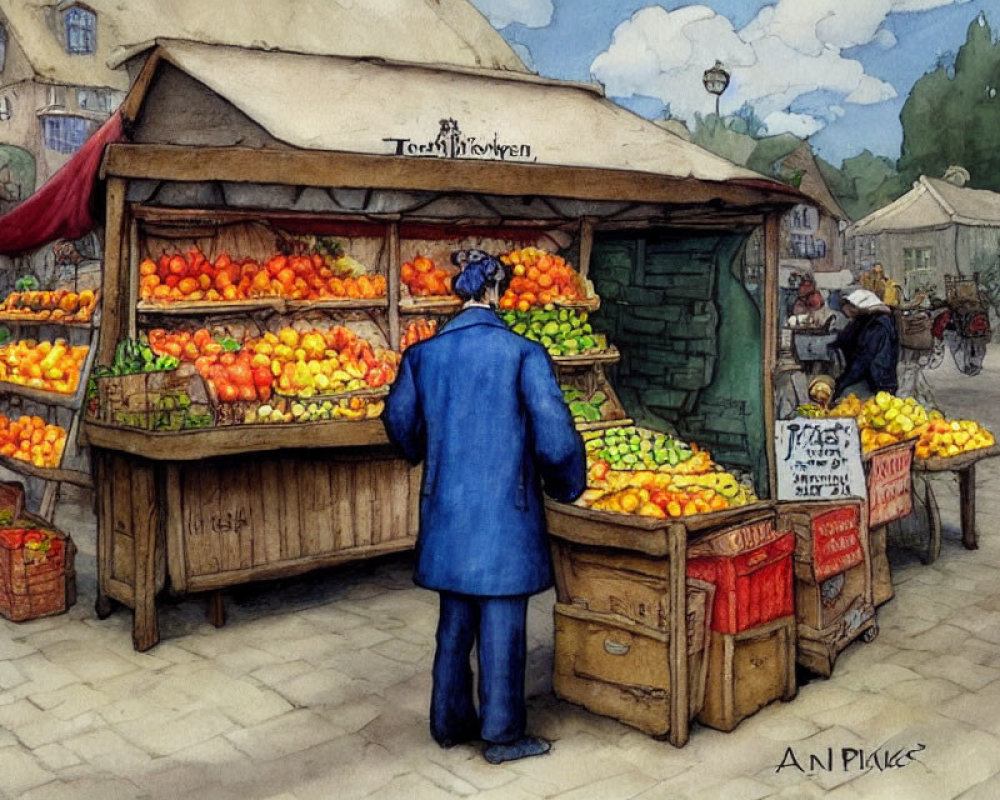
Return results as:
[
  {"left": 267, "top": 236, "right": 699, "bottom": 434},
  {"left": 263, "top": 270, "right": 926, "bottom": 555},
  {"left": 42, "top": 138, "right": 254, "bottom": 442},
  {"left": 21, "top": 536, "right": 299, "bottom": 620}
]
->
[
  {"left": 0, "top": 527, "right": 71, "bottom": 622},
  {"left": 687, "top": 532, "right": 795, "bottom": 634}
]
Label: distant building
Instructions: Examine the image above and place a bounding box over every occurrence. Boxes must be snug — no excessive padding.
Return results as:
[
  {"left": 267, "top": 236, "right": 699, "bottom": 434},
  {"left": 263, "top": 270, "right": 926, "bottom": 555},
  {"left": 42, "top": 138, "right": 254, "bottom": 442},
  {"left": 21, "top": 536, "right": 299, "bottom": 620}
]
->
[
  {"left": 0, "top": 0, "right": 527, "bottom": 201},
  {"left": 847, "top": 167, "right": 1000, "bottom": 298}
]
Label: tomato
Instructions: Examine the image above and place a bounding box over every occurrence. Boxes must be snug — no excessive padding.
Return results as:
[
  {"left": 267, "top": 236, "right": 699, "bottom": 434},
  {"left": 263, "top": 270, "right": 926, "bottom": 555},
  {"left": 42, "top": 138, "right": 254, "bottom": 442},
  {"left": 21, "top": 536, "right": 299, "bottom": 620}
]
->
[
  {"left": 216, "top": 381, "right": 239, "bottom": 404},
  {"left": 228, "top": 363, "right": 253, "bottom": 387},
  {"left": 251, "top": 366, "right": 272, "bottom": 389},
  {"left": 238, "top": 384, "right": 257, "bottom": 402}
]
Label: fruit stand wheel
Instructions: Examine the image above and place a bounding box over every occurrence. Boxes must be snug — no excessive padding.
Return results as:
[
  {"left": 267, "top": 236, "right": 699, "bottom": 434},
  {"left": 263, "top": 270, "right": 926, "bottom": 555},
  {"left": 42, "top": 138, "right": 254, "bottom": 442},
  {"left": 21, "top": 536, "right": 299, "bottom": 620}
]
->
[
  {"left": 861, "top": 624, "right": 879, "bottom": 644},
  {"left": 886, "top": 474, "right": 942, "bottom": 565}
]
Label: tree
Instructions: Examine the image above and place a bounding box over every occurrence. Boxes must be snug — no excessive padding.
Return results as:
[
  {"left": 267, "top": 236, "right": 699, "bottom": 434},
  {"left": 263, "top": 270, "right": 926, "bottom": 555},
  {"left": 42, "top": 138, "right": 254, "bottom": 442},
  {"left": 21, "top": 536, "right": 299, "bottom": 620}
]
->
[
  {"left": 898, "top": 13, "right": 1000, "bottom": 192},
  {"left": 836, "top": 150, "right": 906, "bottom": 221}
]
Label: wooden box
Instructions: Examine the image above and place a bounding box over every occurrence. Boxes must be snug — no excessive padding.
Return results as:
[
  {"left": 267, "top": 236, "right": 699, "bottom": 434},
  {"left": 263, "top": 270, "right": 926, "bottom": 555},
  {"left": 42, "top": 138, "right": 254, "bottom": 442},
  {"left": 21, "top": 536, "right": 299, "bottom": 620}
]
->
[
  {"left": 93, "top": 365, "right": 214, "bottom": 432},
  {"left": 869, "top": 525, "right": 893, "bottom": 607},
  {"left": 0, "top": 523, "right": 76, "bottom": 622},
  {"left": 697, "top": 615, "right": 797, "bottom": 732},
  {"left": 552, "top": 579, "right": 714, "bottom": 737}
]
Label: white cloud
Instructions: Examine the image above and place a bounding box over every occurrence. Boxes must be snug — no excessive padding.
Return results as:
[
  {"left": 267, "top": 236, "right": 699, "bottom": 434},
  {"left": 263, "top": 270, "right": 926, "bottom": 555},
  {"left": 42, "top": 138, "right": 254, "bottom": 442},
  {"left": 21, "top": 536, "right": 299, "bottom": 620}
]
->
[
  {"left": 590, "top": 0, "right": 963, "bottom": 138},
  {"left": 470, "top": 0, "right": 553, "bottom": 29}
]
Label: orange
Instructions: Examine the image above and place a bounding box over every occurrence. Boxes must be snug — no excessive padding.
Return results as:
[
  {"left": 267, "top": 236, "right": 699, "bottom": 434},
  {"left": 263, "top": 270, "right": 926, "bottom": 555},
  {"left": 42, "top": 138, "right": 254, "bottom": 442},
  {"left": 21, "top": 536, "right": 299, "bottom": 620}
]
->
[
  {"left": 178, "top": 277, "right": 199, "bottom": 295},
  {"left": 139, "top": 259, "right": 157, "bottom": 277}
]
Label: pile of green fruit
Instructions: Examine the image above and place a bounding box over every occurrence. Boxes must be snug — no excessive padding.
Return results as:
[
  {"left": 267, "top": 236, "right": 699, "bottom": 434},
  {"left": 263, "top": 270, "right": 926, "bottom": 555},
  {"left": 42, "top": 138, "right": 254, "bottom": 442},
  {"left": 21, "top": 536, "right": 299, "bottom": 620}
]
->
[
  {"left": 584, "top": 426, "right": 697, "bottom": 470},
  {"left": 561, "top": 385, "right": 607, "bottom": 423},
  {"left": 93, "top": 338, "right": 179, "bottom": 379},
  {"left": 502, "top": 306, "right": 607, "bottom": 358}
]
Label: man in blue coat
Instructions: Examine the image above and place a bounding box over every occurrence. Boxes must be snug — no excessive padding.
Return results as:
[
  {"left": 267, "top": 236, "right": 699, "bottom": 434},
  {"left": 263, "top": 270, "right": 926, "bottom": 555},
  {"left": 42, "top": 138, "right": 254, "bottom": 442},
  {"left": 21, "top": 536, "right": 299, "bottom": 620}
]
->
[
  {"left": 831, "top": 288, "right": 899, "bottom": 401},
  {"left": 383, "top": 249, "right": 586, "bottom": 764}
]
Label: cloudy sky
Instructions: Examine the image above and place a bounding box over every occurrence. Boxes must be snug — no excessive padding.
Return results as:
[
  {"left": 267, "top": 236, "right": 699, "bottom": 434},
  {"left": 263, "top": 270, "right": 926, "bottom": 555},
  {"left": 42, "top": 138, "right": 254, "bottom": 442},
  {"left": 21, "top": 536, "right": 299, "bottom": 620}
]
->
[{"left": 470, "top": 0, "right": 997, "bottom": 166}]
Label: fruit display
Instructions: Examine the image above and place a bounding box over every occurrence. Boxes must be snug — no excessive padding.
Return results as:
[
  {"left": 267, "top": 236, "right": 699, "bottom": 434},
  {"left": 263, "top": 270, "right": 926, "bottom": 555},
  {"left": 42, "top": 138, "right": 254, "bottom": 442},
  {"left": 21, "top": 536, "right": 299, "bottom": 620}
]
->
[
  {"left": 797, "top": 391, "right": 996, "bottom": 459},
  {"left": 0, "top": 415, "right": 67, "bottom": 468},
  {"left": 0, "top": 289, "right": 98, "bottom": 323},
  {"left": 915, "top": 419, "right": 995, "bottom": 460},
  {"left": 498, "top": 248, "right": 586, "bottom": 310},
  {"left": 583, "top": 426, "right": 714, "bottom": 475},
  {"left": 148, "top": 326, "right": 398, "bottom": 406},
  {"left": 91, "top": 338, "right": 180, "bottom": 379},
  {"left": 561, "top": 385, "right": 606, "bottom": 423},
  {"left": 574, "top": 426, "right": 758, "bottom": 518},
  {"left": 400, "top": 319, "right": 438, "bottom": 351},
  {"left": 0, "top": 340, "right": 89, "bottom": 395},
  {"left": 501, "top": 307, "right": 608, "bottom": 358},
  {"left": 255, "top": 396, "right": 385, "bottom": 424},
  {"left": 138, "top": 248, "right": 386, "bottom": 304},
  {"left": 401, "top": 256, "right": 455, "bottom": 298}
]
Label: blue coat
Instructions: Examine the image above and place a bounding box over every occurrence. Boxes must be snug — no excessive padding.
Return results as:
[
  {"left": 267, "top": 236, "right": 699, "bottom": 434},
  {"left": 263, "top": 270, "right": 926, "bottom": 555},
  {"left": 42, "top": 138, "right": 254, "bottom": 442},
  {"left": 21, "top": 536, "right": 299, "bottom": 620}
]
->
[
  {"left": 383, "top": 307, "right": 586, "bottom": 597},
  {"left": 832, "top": 311, "right": 899, "bottom": 399}
]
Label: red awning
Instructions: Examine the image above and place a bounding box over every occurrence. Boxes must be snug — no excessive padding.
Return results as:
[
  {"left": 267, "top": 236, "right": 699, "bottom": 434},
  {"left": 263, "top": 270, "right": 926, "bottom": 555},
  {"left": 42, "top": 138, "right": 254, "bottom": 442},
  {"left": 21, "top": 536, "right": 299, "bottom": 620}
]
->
[{"left": 0, "top": 111, "right": 124, "bottom": 256}]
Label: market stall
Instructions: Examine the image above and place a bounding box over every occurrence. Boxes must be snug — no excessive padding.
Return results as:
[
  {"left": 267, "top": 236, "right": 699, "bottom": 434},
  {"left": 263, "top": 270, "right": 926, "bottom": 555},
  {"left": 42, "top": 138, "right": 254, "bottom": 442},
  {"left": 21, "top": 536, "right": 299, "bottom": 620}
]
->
[{"left": 74, "top": 40, "right": 805, "bottom": 657}]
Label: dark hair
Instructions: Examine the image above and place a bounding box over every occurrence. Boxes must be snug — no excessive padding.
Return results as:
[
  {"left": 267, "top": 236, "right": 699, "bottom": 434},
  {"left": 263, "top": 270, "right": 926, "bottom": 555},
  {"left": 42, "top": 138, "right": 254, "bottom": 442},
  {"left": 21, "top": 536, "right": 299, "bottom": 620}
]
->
[{"left": 450, "top": 249, "right": 509, "bottom": 301}]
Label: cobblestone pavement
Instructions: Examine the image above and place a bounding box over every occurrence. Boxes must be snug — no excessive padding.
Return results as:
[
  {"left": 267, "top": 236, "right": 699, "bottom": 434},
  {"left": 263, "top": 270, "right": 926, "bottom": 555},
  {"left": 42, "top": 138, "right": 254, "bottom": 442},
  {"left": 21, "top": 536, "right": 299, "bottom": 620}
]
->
[{"left": 2, "top": 355, "right": 1000, "bottom": 800}]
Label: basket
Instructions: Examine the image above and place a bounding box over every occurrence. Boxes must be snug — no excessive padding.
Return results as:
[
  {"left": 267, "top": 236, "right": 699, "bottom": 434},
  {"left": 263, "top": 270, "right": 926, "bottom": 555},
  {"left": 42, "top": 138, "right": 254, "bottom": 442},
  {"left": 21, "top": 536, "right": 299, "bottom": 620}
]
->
[
  {"left": 0, "top": 517, "right": 76, "bottom": 622},
  {"left": 91, "top": 364, "right": 215, "bottom": 431},
  {"left": 895, "top": 309, "right": 933, "bottom": 351}
]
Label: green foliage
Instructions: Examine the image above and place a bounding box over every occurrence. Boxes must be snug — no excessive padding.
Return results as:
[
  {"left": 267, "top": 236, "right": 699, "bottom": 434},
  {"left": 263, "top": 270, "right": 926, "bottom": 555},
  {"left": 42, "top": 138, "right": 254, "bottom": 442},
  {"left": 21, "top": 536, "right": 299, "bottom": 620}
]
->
[
  {"left": 898, "top": 14, "right": 1000, "bottom": 192},
  {"left": 836, "top": 150, "right": 907, "bottom": 221}
]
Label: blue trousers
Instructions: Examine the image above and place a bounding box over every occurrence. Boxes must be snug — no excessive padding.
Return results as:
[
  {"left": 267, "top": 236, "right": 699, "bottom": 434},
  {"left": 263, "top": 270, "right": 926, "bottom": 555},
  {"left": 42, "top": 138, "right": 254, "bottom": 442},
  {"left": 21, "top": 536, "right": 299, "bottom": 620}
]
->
[{"left": 431, "top": 592, "right": 529, "bottom": 745}]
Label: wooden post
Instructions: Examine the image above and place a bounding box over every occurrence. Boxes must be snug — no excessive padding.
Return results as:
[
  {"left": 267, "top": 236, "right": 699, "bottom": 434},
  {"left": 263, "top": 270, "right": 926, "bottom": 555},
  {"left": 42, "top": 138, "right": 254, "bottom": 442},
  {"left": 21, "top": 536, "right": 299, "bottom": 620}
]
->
[
  {"left": 99, "top": 178, "right": 129, "bottom": 365},
  {"left": 578, "top": 217, "right": 595, "bottom": 279},
  {"left": 959, "top": 465, "right": 977, "bottom": 550},
  {"left": 762, "top": 214, "right": 781, "bottom": 500},
  {"left": 387, "top": 222, "right": 400, "bottom": 352},
  {"left": 207, "top": 592, "right": 226, "bottom": 628},
  {"left": 131, "top": 460, "right": 160, "bottom": 651},
  {"left": 667, "top": 522, "right": 688, "bottom": 747}
]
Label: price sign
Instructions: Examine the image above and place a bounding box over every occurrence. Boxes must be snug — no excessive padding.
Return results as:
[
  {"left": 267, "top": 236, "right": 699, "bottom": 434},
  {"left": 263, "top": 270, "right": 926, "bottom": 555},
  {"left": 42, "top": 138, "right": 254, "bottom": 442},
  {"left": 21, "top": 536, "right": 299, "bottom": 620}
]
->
[
  {"left": 867, "top": 444, "right": 913, "bottom": 527},
  {"left": 776, "top": 419, "right": 866, "bottom": 501}
]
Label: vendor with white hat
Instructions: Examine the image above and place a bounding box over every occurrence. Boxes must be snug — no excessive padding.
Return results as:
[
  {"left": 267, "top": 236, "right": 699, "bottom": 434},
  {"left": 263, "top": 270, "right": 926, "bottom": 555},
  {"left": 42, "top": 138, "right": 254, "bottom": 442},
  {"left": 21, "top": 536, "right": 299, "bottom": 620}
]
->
[{"left": 830, "top": 288, "right": 899, "bottom": 401}]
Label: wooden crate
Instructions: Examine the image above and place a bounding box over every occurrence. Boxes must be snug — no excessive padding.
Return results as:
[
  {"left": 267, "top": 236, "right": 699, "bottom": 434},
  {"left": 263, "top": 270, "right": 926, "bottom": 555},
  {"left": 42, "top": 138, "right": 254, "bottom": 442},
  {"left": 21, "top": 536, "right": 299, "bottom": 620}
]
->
[
  {"left": 697, "top": 615, "right": 797, "bottom": 732},
  {"left": 552, "top": 579, "right": 714, "bottom": 738},
  {"left": 93, "top": 365, "right": 214, "bottom": 432}
]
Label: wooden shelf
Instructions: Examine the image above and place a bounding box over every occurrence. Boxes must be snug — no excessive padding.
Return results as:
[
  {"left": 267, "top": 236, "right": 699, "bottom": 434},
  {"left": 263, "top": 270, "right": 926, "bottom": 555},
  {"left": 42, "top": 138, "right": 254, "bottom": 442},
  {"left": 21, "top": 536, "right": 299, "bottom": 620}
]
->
[
  {"left": 0, "top": 381, "right": 81, "bottom": 409},
  {"left": 137, "top": 298, "right": 388, "bottom": 317},
  {"left": 0, "top": 454, "right": 92, "bottom": 487},
  {"left": 399, "top": 297, "right": 462, "bottom": 314},
  {"left": 913, "top": 443, "right": 1000, "bottom": 472},
  {"left": 574, "top": 417, "right": 633, "bottom": 433},
  {"left": 553, "top": 347, "right": 621, "bottom": 368},
  {"left": 0, "top": 314, "right": 95, "bottom": 329},
  {"left": 82, "top": 418, "right": 390, "bottom": 460}
]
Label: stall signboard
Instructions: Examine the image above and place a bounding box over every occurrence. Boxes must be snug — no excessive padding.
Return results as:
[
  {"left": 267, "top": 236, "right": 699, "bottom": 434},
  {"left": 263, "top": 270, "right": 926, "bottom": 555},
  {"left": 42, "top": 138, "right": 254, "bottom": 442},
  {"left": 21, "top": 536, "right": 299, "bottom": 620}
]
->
[
  {"left": 776, "top": 419, "right": 866, "bottom": 502},
  {"left": 867, "top": 444, "right": 913, "bottom": 528},
  {"left": 811, "top": 505, "right": 863, "bottom": 582}
]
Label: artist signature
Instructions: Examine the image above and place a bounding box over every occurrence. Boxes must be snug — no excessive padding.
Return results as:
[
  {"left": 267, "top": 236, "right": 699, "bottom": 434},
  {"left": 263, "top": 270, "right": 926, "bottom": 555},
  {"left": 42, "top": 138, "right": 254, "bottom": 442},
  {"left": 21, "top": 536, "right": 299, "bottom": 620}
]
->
[{"left": 775, "top": 743, "right": 926, "bottom": 775}]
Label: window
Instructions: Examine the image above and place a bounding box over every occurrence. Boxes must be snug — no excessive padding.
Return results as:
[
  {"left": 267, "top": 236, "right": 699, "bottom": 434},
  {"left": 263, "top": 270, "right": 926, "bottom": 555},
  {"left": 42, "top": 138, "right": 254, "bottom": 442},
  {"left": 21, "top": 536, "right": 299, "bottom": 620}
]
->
[
  {"left": 64, "top": 6, "right": 96, "bottom": 55},
  {"left": 42, "top": 115, "right": 92, "bottom": 153},
  {"left": 77, "top": 88, "right": 109, "bottom": 111},
  {"left": 903, "top": 247, "right": 935, "bottom": 295},
  {"left": 0, "top": 25, "right": 7, "bottom": 72},
  {"left": 0, "top": 96, "right": 10, "bottom": 122},
  {"left": 47, "top": 85, "right": 66, "bottom": 107}
]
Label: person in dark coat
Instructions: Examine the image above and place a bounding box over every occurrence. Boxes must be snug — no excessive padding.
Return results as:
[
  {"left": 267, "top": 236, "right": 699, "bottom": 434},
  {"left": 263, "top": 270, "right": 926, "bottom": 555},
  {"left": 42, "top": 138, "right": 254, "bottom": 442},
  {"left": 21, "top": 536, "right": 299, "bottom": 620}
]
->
[
  {"left": 382, "top": 248, "right": 586, "bottom": 764},
  {"left": 831, "top": 288, "right": 899, "bottom": 401}
]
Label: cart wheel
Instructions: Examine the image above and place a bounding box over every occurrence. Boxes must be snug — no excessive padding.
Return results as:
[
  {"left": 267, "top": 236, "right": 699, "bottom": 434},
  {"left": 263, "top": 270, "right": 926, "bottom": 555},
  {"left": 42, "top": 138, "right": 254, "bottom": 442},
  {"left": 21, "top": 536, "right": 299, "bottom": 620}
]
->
[
  {"left": 887, "top": 474, "right": 941, "bottom": 564},
  {"left": 862, "top": 624, "right": 879, "bottom": 643}
]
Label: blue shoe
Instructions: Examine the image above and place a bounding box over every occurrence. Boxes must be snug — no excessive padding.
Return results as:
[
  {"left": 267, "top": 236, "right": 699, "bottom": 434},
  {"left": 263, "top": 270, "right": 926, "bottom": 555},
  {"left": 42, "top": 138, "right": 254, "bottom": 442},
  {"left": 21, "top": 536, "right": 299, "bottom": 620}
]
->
[{"left": 483, "top": 735, "right": 551, "bottom": 764}]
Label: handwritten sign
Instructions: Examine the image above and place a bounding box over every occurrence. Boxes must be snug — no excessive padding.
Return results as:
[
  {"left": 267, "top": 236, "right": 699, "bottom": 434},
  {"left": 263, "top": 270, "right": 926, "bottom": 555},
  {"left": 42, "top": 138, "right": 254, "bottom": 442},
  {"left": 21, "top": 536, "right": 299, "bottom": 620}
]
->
[
  {"left": 776, "top": 419, "right": 866, "bottom": 501},
  {"left": 812, "top": 506, "right": 863, "bottom": 582},
  {"left": 383, "top": 118, "right": 537, "bottom": 162},
  {"left": 867, "top": 444, "right": 913, "bottom": 527}
]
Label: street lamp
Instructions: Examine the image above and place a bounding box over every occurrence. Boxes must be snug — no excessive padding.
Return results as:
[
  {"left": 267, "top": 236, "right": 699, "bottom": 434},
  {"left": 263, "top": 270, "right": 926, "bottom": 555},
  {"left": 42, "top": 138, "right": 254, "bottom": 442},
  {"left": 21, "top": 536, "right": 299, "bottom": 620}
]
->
[{"left": 702, "top": 60, "right": 730, "bottom": 117}]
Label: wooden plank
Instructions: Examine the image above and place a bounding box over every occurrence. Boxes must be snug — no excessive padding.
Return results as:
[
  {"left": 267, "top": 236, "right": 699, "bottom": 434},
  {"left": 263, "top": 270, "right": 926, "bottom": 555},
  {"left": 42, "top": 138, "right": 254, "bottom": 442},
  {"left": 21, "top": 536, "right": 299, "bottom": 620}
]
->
[
  {"left": 408, "top": 465, "right": 422, "bottom": 536},
  {"left": 128, "top": 216, "right": 139, "bottom": 340},
  {"left": 912, "top": 443, "right": 1000, "bottom": 472},
  {"left": 183, "top": 466, "right": 222, "bottom": 576},
  {"left": 0, "top": 382, "right": 81, "bottom": 409},
  {"left": 183, "top": 538, "right": 416, "bottom": 592},
  {"left": 110, "top": 453, "right": 135, "bottom": 587},
  {"left": 102, "top": 144, "right": 806, "bottom": 211},
  {"left": 667, "top": 523, "right": 688, "bottom": 747},
  {"left": 245, "top": 459, "right": 267, "bottom": 568},
  {"left": 578, "top": 217, "right": 595, "bottom": 280},
  {"left": 333, "top": 459, "right": 355, "bottom": 551},
  {"left": 0, "top": 455, "right": 92, "bottom": 488},
  {"left": 353, "top": 461, "right": 375, "bottom": 548},
  {"left": 280, "top": 457, "right": 302, "bottom": 560},
  {"left": 297, "top": 460, "right": 325, "bottom": 557},
  {"left": 388, "top": 222, "right": 401, "bottom": 355},
  {"left": 389, "top": 459, "right": 411, "bottom": 543},
  {"left": 257, "top": 459, "right": 282, "bottom": 565},
  {"left": 98, "top": 178, "right": 128, "bottom": 365},
  {"left": 96, "top": 452, "right": 115, "bottom": 600},
  {"left": 959, "top": 465, "right": 977, "bottom": 550},
  {"left": 163, "top": 465, "right": 187, "bottom": 593},
  {"left": 129, "top": 459, "right": 160, "bottom": 652},
  {"left": 80, "top": 419, "right": 390, "bottom": 460},
  {"left": 762, "top": 214, "right": 780, "bottom": 501}
]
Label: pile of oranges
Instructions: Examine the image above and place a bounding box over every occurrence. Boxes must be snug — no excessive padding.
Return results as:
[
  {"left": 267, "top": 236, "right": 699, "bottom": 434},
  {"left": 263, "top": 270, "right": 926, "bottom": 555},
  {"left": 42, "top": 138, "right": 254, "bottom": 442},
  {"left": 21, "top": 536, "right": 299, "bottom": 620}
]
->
[
  {"left": 139, "top": 249, "right": 387, "bottom": 304},
  {"left": 400, "top": 256, "right": 454, "bottom": 297},
  {"left": 0, "top": 415, "right": 67, "bottom": 468},
  {"left": 0, "top": 339, "right": 89, "bottom": 395},
  {"left": 400, "top": 319, "right": 438, "bottom": 351},
  {"left": 149, "top": 329, "right": 271, "bottom": 404},
  {"left": 914, "top": 419, "right": 995, "bottom": 460},
  {"left": 498, "top": 248, "right": 585, "bottom": 311},
  {"left": 0, "top": 290, "right": 98, "bottom": 323}
]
